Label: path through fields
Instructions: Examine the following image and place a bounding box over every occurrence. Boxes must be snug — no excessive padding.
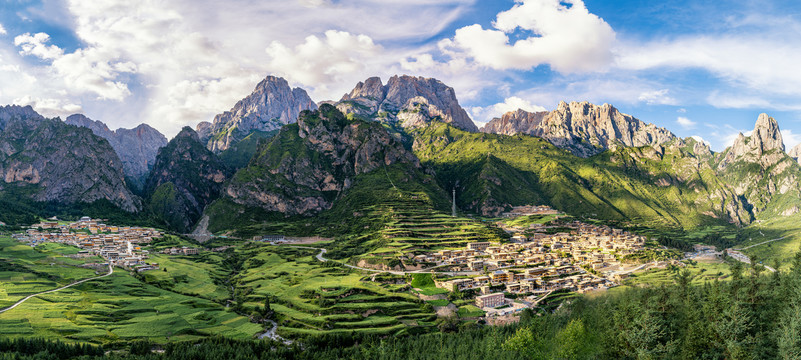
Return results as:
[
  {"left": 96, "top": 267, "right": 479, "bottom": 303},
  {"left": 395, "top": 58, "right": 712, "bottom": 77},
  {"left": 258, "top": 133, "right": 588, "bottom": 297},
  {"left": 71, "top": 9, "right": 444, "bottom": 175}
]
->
[{"left": 0, "top": 264, "right": 113, "bottom": 315}]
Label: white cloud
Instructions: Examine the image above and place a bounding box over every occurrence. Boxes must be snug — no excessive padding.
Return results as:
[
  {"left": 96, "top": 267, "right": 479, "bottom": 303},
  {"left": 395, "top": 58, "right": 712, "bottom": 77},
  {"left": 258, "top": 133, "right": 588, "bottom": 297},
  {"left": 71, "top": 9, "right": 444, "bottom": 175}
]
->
[
  {"left": 0, "top": 0, "right": 475, "bottom": 137},
  {"left": 440, "top": 0, "right": 615, "bottom": 73},
  {"left": 470, "top": 96, "right": 547, "bottom": 124},
  {"left": 14, "top": 33, "right": 64, "bottom": 60},
  {"left": 0, "top": 23, "right": 6, "bottom": 35},
  {"left": 12, "top": 96, "right": 82, "bottom": 118},
  {"left": 781, "top": 129, "right": 801, "bottom": 150},
  {"left": 690, "top": 135, "right": 710, "bottom": 146},
  {"left": 617, "top": 35, "right": 801, "bottom": 102},
  {"left": 265, "top": 30, "right": 382, "bottom": 97},
  {"left": 677, "top": 108, "right": 687, "bottom": 113},
  {"left": 638, "top": 89, "right": 677, "bottom": 105},
  {"left": 676, "top": 116, "right": 696, "bottom": 129}
]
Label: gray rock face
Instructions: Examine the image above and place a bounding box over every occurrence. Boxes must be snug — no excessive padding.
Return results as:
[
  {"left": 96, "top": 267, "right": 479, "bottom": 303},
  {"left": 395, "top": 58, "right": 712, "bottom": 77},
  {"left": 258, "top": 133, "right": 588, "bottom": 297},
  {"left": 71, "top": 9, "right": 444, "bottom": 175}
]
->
[
  {"left": 788, "top": 143, "right": 801, "bottom": 164},
  {"left": 716, "top": 113, "right": 799, "bottom": 217},
  {"left": 224, "top": 104, "right": 420, "bottom": 215},
  {"left": 202, "top": 76, "right": 317, "bottom": 152},
  {"left": 337, "top": 75, "right": 479, "bottom": 132},
  {"left": 0, "top": 105, "right": 140, "bottom": 211},
  {"left": 145, "top": 127, "right": 230, "bottom": 232},
  {"left": 65, "top": 114, "right": 167, "bottom": 187},
  {"left": 480, "top": 101, "right": 676, "bottom": 157},
  {"left": 719, "top": 113, "right": 785, "bottom": 169},
  {"left": 480, "top": 109, "right": 549, "bottom": 136}
]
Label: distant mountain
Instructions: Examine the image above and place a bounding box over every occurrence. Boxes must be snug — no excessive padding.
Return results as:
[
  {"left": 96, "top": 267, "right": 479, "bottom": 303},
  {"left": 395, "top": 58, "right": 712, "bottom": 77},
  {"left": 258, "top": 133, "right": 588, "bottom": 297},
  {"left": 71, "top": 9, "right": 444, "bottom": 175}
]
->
[
  {"left": 65, "top": 114, "right": 167, "bottom": 189},
  {"left": 0, "top": 105, "right": 140, "bottom": 212},
  {"left": 480, "top": 101, "right": 676, "bottom": 157},
  {"left": 715, "top": 113, "right": 801, "bottom": 217},
  {"left": 337, "top": 75, "right": 479, "bottom": 133},
  {"left": 788, "top": 142, "right": 801, "bottom": 164},
  {"left": 200, "top": 76, "right": 317, "bottom": 153},
  {"left": 144, "top": 127, "right": 230, "bottom": 233}
]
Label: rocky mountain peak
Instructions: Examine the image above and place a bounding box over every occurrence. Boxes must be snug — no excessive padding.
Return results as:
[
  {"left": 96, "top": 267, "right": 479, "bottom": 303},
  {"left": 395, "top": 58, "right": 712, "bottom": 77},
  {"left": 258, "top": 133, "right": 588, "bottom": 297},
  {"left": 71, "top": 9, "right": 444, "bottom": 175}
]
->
[
  {"left": 721, "top": 113, "right": 786, "bottom": 169},
  {"left": 788, "top": 143, "right": 801, "bottom": 164},
  {"left": 752, "top": 113, "right": 784, "bottom": 153},
  {"left": 175, "top": 126, "right": 200, "bottom": 142},
  {"left": 0, "top": 106, "right": 140, "bottom": 212},
  {"left": 222, "top": 104, "right": 420, "bottom": 216},
  {"left": 65, "top": 114, "right": 167, "bottom": 188},
  {"left": 342, "top": 76, "right": 385, "bottom": 101},
  {"left": 336, "top": 75, "right": 479, "bottom": 132},
  {"left": 481, "top": 101, "right": 676, "bottom": 157},
  {"left": 145, "top": 125, "right": 229, "bottom": 232},
  {"left": 202, "top": 75, "right": 317, "bottom": 153}
]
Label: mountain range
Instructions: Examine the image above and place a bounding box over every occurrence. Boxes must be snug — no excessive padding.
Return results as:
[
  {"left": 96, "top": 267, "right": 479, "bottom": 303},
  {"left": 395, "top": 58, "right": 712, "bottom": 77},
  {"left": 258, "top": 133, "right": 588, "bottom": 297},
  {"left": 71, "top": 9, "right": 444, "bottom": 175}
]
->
[{"left": 2, "top": 74, "right": 801, "bottom": 238}]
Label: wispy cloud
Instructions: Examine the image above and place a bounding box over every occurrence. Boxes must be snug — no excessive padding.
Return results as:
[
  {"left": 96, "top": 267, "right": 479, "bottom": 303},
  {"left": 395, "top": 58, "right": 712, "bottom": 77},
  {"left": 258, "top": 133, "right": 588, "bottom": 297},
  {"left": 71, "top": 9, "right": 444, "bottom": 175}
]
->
[{"left": 676, "top": 116, "right": 696, "bottom": 129}]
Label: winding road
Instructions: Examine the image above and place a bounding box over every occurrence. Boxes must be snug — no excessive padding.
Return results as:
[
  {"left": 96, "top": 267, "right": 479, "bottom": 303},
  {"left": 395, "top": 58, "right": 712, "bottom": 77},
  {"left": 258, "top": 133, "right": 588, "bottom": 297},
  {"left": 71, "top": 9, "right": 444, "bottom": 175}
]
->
[
  {"left": 736, "top": 236, "right": 787, "bottom": 250},
  {"left": 0, "top": 264, "right": 113, "bottom": 315}
]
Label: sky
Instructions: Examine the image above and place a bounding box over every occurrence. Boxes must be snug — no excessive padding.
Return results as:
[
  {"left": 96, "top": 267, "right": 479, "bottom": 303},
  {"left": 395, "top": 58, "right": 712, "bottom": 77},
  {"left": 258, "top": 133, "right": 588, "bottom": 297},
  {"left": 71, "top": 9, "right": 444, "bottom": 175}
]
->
[{"left": 1, "top": 0, "right": 801, "bottom": 151}]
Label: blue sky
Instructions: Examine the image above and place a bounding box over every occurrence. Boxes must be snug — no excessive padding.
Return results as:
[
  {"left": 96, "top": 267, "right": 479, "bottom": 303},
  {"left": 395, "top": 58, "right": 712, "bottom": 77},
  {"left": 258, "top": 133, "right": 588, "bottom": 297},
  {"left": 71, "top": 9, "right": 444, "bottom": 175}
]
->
[{"left": 1, "top": 0, "right": 801, "bottom": 151}]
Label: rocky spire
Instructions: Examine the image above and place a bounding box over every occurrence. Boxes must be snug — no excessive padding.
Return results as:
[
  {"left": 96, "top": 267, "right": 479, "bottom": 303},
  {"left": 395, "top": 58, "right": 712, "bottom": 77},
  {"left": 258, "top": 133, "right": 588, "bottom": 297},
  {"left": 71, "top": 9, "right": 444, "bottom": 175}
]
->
[
  {"left": 752, "top": 113, "right": 784, "bottom": 153},
  {"left": 788, "top": 142, "right": 801, "bottom": 164},
  {"left": 201, "top": 75, "right": 317, "bottom": 152},
  {"left": 720, "top": 113, "right": 785, "bottom": 169},
  {"left": 337, "top": 75, "right": 479, "bottom": 132}
]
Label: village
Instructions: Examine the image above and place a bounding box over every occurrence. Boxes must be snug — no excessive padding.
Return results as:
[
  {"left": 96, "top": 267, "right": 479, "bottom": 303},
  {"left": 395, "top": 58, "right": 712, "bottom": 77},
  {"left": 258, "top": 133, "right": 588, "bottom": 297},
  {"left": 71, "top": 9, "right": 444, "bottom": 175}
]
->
[
  {"left": 412, "top": 206, "right": 650, "bottom": 316},
  {"left": 10, "top": 216, "right": 178, "bottom": 272}
]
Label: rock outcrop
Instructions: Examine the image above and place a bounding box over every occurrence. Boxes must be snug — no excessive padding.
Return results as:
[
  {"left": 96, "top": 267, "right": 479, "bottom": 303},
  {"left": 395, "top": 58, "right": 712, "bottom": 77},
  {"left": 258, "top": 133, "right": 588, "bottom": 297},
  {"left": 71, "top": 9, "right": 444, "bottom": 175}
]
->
[
  {"left": 0, "top": 105, "right": 140, "bottom": 211},
  {"left": 337, "top": 75, "right": 479, "bottom": 132},
  {"left": 222, "top": 104, "right": 420, "bottom": 215},
  {"left": 716, "top": 113, "right": 800, "bottom": 217},
  {"left": 480, "top": 101, "right": 676, "bottom": 157},
  {"left": 201, "top": 76, "right": 317, "bottom": 152},
  {"left": 65, "top": 114, "right": 167, "bottom": 188},
  {"left": 719, "top": 113, "right": 785, "bottom": 170},
  {"left": 788, "top": 143, "right": 801, "bottom": 164},
  {"left": 144, "top": 127, "right": 230, "bottom": 232}
]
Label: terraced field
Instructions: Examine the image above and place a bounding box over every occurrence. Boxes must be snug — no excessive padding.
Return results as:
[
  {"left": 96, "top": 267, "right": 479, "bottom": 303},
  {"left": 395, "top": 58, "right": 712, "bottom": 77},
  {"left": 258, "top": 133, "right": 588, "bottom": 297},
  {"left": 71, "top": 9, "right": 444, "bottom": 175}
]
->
[
  {"left": 0, "top": 271, "right": 260, "bottom": 343},
  {"left": 234, "top": 244, "right": 437, "bottom": 337},
  {"left": 0, "top": 236, "right": 104, "bottom": 308},
  {"left": 339, "top": 193, "right": 507, "bottom": 268}
]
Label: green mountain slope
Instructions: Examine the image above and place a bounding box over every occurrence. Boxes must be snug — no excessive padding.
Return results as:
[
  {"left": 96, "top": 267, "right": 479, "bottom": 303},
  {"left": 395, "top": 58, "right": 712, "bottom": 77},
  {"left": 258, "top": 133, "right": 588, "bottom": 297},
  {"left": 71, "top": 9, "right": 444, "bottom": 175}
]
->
[
  {"left": 144, "top": 127, "right": 231, "bottom": 232},
  {"left": 411, "top": 122, "right": 749, "bottom": 229}
]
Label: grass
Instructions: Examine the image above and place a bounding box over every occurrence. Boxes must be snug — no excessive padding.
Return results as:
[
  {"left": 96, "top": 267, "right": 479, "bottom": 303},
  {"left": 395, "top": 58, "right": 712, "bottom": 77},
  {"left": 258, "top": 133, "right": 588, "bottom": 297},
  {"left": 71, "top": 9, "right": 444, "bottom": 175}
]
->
[
  {"left": 456, "top": 305, "right": 485, "bottom": 318},
  {"left": 426, "top": 299, "right": 449, "bottom": 307},
  {"left": 0, "top": 271, "right": 260, "bottom": 344},
  {"left": 140, "top": 252, "right": 230, "bottom": 302},
  {"left": 411, "top": 274, "right": 448, "bottom": 295},
  {"left": 622, "top": 259, "right": 733, "bottom": 288},
  {"left": 0, "top": 235, "right": 103, "bottom": 308},
  {"left": 234, "top": 244, "right": 435, "bottom": 337}
]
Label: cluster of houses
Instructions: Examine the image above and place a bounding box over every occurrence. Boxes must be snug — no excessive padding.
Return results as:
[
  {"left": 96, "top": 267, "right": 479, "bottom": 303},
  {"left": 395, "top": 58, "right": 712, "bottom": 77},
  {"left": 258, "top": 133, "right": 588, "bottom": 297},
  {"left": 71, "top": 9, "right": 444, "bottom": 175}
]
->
[
  {"left": 161, "top": 247, "right": 199, "bottom": 255},
  {"left": 413, "top": 219, "right": 648, "bottom": 311},
  {"left": 500, "top": 205, "right": 561, "bottom": 218},
  {"left": 12, "top": 216, "right": 163, "bottom": 270}
]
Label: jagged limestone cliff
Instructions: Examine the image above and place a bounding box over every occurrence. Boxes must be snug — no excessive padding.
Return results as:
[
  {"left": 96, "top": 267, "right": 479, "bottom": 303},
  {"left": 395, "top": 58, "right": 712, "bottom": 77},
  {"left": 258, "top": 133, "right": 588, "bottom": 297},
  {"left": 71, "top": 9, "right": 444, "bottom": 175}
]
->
[
  {"left": 337, "top": 75, "right": 478, "bottom": 133},
  {"left": 65, "top": 114, "right": 167, "bottom": 189},
  {"left": 200, "top": 76, "right": 317, "bottom": 153},
  {"left": 0, "top": 105, "right": 140, "bottom": 212},
  {"left": 481, "top": 102, "right": 676, "bottom": 157}
]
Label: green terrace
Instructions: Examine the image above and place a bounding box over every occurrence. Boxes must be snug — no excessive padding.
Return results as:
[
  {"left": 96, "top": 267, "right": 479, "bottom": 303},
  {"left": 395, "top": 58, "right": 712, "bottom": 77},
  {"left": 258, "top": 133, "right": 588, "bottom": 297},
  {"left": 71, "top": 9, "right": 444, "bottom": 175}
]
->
[{"left": 234, "top": 244, "right": 437, "bottom": 337}]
